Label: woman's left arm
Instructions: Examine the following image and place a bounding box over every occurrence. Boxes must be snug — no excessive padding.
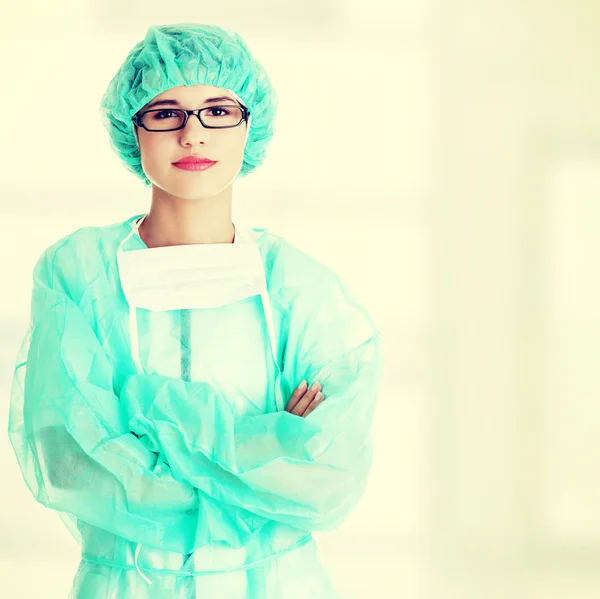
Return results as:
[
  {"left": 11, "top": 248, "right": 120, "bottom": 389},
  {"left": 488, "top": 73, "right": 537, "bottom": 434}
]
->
[{"left": 123, "top": 274, "right": 384, "bottom": 533}]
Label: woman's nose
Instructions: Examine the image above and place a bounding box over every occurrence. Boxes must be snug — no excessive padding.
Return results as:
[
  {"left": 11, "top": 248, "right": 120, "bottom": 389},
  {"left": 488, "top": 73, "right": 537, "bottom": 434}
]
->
[{"left": 179, "top": 114, "right": 210, "bottom": 144}]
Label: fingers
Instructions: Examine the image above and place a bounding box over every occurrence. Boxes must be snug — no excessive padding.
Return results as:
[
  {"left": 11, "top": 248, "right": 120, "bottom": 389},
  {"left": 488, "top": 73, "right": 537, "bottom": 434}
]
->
[
  {"left": 301, "top": 392, "right": 324, "bottom": 418},
  {"left": 285, "top": 381, "right": 324, "bottom": 417},
  {"left": 285, "top": 380, "right": 308, "bottom": 413},
  {"left": 294, "top": 381, "right": 321, "bottom": 416}
]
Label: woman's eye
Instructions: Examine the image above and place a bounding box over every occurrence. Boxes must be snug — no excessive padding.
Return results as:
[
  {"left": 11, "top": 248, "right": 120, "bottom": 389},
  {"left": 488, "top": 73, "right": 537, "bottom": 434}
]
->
[
  {"left": 154, "top": 110, "right": 179, "bottom": 119},
  {"left": 207, "top": 107, "right": 230, "bottom": 117}
]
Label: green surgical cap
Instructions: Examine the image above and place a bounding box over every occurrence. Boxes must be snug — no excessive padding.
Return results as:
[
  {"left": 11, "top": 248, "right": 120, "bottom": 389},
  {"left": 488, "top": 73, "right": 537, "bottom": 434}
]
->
[{"left": 99, "top": 23, "right": 278, "bottom": 186}]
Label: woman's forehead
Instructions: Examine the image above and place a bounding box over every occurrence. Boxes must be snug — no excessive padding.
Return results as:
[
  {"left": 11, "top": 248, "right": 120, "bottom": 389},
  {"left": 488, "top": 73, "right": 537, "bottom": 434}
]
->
[{"left": 145, "top": 84, "right": 238, "bottom": 108}]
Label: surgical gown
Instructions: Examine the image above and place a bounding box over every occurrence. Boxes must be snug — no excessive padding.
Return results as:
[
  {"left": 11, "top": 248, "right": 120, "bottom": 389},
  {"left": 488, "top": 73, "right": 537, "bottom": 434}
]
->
[{"left": 8, "top": 213, "right": 384, "bottom": 598}]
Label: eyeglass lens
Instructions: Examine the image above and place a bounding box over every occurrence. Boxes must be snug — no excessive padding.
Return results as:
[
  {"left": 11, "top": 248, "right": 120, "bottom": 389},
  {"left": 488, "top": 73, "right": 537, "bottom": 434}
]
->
[{"left": 140, "top": 106, "right": 244, "bottom": 131}]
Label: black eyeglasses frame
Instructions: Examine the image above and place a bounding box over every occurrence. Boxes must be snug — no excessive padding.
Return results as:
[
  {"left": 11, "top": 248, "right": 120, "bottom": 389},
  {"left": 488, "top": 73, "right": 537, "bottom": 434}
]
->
[{"left": 132, "top": 104, "right": 250, "bottom": 132}]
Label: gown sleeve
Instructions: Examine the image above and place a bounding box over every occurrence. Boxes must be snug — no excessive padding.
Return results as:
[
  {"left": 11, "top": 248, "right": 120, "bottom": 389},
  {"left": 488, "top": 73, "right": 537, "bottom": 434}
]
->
[
  {"left": 7, "top": 248, "right": 269, "bottom": 554},
  {"left": 121, "top": 266, "right": 384, "bottom": 534}
]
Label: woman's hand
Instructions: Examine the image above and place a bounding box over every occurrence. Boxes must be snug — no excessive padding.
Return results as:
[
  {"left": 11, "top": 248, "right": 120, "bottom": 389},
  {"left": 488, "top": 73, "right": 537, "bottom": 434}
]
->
[{"left": 285, "top": 380, "right": 325, "bottom": 418}]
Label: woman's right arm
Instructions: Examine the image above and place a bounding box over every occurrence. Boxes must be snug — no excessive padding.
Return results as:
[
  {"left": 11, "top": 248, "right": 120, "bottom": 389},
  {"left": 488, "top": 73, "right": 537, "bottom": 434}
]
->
[{"left": 7, "top": 248, "right": 265, "bottom": 554}]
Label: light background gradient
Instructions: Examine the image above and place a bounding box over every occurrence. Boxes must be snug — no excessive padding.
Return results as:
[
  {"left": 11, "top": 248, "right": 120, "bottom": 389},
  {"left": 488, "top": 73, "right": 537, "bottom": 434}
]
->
[{"left": 1, "top": 1, "right": 599, "bottom": 598}]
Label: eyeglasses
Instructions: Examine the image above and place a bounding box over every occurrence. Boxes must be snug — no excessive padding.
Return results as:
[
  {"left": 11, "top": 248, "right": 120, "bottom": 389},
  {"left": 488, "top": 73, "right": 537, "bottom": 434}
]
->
[{"left": 132, "top": 105, "right": 250, "bottom": 132}]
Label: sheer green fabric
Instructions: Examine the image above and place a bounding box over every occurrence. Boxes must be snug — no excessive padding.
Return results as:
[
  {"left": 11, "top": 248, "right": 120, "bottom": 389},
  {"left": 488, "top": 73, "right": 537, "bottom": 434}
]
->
[{"left": 8, "top": 215, "right": 383, "bottom": 598}]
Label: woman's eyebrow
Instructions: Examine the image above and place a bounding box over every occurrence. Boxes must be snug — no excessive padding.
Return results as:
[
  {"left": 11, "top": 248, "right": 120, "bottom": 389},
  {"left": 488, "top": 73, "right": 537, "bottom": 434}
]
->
[{"left": 145, "top": 96, "right": 237, "bottom": 110}]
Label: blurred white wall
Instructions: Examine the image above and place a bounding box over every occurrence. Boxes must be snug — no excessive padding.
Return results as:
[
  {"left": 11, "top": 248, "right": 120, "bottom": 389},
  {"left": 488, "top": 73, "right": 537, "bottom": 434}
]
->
[
  {"left": 428, "top": 1, "right": 600, "bottom": 598},
  {"left": 1, "top": 1, "right": 599, "bottom": 598}
]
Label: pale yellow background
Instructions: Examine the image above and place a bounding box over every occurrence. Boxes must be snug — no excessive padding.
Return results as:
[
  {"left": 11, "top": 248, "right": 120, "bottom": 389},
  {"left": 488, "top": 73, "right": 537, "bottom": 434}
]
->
[{"left": 1, "top": 1, "right": 599, "bottom": 598}]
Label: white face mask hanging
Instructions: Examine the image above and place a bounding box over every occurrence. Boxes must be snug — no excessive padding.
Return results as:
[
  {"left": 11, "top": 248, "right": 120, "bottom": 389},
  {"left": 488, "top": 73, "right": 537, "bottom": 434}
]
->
[{"left": 116, "top": 215, "right": 284, "bottom": 412}]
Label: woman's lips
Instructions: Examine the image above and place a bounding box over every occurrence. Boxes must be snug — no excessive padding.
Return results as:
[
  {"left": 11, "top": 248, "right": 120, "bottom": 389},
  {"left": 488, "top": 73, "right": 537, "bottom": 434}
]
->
[{"left": 173, "top": 160, "right": 217, "bottom": 171}]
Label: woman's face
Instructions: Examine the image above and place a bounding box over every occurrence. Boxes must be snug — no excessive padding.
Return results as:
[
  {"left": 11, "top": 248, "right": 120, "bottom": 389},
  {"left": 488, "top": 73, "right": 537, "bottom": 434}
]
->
[{"left": 133, "top": 84, "right": 248, "bottom": 200}]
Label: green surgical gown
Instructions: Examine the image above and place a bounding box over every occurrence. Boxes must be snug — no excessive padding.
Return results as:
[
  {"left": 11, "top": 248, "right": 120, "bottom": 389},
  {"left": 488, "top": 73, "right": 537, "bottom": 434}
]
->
[{"left": 8, "top": 213, "right": 384, "bottom": 598}]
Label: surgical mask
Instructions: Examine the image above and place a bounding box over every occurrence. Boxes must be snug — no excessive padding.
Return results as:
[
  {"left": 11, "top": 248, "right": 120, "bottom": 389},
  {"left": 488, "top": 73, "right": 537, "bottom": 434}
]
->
[{"left": 116, "top": 214, "right": 283, "bottom": 411}]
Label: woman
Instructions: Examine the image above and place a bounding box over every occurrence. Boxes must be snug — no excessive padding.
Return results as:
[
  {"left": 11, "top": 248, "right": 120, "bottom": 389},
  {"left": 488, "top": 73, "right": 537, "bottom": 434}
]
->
[{"left": 8, "top": 23, "right": 383, "bottom": 598}]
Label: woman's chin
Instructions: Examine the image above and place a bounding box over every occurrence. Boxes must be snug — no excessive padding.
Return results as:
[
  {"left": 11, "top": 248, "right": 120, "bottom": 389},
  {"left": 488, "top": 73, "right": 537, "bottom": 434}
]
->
[{"left": 164, "top": 184, "right": 232, "bottom": 203}]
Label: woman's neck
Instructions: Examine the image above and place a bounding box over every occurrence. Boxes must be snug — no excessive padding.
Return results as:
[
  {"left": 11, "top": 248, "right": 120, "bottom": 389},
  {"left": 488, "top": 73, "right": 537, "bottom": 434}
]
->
[{"left": 139, "top": 192, "right": 235, "bottom": 247}]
